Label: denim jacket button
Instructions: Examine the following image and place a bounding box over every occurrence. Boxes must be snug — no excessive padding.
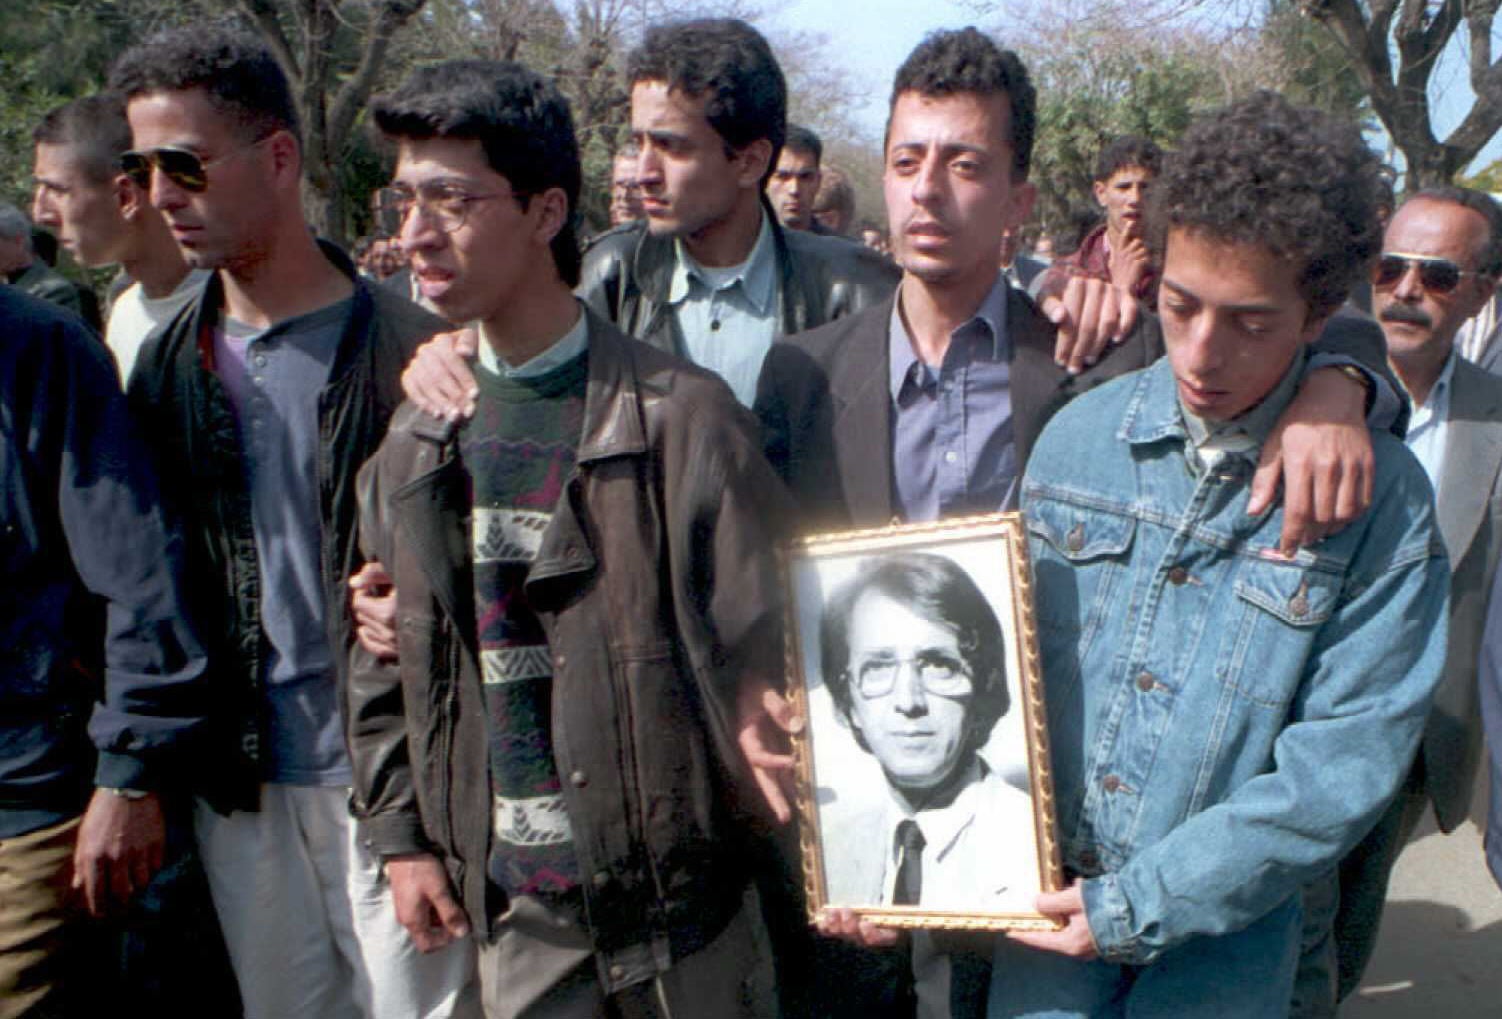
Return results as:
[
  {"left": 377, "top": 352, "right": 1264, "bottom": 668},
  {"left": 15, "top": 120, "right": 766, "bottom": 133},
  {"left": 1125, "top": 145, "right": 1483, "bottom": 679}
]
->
[
  {"left": 1136, "top": 672, "right": 1155, "bottom": 692},
  {"left": 609, "top": 964, "right": 626, "bottom": 982},
  {"left": 1102, "top": 774, "right": 1122, "bottom": 793},
  {"left": 1066, "top": 524, "right": 1085, "bottom": 552},
  {"left": 1167, "top": 566, "right": 1188, "bottom": 586},
  {"left": 1289, "top": 594, "right": 1309, "bottom": 618}
]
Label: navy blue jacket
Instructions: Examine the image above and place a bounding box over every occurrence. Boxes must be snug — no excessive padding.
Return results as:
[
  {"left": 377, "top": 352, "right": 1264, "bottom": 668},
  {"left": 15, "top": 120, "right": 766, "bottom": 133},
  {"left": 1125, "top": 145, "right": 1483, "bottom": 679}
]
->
[{"left": 0, "top": 288, "right": 208, "bottom": 837}]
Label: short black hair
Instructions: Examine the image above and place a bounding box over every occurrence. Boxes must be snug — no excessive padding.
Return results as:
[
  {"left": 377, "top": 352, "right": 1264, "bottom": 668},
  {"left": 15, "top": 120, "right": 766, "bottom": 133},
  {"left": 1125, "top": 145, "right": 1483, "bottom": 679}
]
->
[
  {"left": 784, "top": 124, "right": 822, "bottom": 164},
  {"left": 888, "top": 28, "right": 1036, "bottom": 181},
  {"left": 820, "top": 553, "right": 1009, "bottom": 759},
  {"left": 1095, "top": 134, "right": 1162, "bottom": 183},
  {"left": 371, "top": 60, "right": 583, "bottom": 287},
  {"left": 1147, "top": 90, "right": 1387, "bottom": 320},
  {"left": 33, "top": 94, "right": 133, "bottom": 183},
  {"left": 627, "top": 18, "right": 787, "bottom": 165},
  {"left": 1406, "top": 186, "right": 1502, "bottom": 278},
  {"left": 109, "top": 23, "right": 301, "bottom": 147}
]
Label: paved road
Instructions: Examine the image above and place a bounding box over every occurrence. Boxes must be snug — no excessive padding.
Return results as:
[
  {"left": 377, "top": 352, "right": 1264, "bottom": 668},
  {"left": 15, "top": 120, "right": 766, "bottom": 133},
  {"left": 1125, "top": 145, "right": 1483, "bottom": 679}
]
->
[{"left": 1344, "top": 780, "right": 1501, "bottom": 1016}]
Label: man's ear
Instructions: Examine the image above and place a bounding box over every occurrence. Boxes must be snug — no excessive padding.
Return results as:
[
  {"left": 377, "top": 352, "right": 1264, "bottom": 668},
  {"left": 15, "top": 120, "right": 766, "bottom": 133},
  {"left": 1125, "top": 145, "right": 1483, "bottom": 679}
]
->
[
  {"left": 116, "top": 174, "right": 145, "bottom": 221},
  {"left": 531, "top": 187, "right": 570, "bottom": 247},
  {"left": 267, "top": 130, "right": 301, "bottom": 186},
  {"left": 732, "top": 138, "right": 774, "bottom": 190},
  {"left": 1092, "top": 178, "right": 1108, "bottom": 209},
  {"left": 1009, "top": 180, "right": 1038, "bottom": 233}
]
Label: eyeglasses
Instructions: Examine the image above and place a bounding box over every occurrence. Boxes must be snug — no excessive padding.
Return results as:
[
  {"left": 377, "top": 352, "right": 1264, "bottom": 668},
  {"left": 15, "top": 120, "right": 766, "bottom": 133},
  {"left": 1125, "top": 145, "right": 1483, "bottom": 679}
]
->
[
  {"left": 1372, "top": 253, "right": 1488, "bottom": 294},
  {"left": 375, "top": 183, "right": 521, "bottom": 234},
  {"left": 120, "top": 134, "right": 274, "bottom": 193},
  {"left": 850, "top": 651, "right": 973, "bottom": 700}
]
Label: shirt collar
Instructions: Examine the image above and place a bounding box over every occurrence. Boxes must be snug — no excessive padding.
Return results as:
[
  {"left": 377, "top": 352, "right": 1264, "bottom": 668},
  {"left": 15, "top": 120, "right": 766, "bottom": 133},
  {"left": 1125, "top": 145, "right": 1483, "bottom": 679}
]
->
[
  {"left": 887, "top": 273, "right": 1011, "bottom": 403},
  {"left": 666, "top": 210, "right": 776, "bottom": 314},
  {"left": 1411, "top": 348, "right": 1459, "bottom": 415},
  {"left": 1120, "top": 351, "right": 1306, "bottom": 453},
  {"left": 882, "top": 758, "right": 986, "bottom": 868},
  {"left": 476, "top": 301, "right": 588, "bottom": 379}
]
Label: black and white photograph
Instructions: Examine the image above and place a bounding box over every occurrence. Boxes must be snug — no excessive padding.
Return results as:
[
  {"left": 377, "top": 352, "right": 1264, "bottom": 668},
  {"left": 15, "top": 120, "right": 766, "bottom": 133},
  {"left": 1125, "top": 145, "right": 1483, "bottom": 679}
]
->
[{"left": 783, "top": 514, "right": 1063, "bottom": 931}]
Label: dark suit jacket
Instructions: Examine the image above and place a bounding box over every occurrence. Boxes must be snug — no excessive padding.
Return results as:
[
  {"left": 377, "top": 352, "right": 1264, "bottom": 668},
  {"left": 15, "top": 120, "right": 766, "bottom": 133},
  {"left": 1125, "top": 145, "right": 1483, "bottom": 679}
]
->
[
  {"left": 754, "top": 287, "right": 1157, "bottom": 536},
  {"left": 754, "top": 289, "right": 1397, "bottom": 538}
]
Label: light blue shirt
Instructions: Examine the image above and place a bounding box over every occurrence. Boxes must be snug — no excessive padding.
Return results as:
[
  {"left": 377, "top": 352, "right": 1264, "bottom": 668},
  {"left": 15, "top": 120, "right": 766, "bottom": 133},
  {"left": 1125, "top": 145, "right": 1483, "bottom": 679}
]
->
[
  {"left": 1404, "top": 350, "right": 1457, "bottom": 490},
  {"left": 476, "top": 303, "right": 588, "bottom": 380},
  {"left": 668, "top": 212, "right": 778, "bottom": 406}
]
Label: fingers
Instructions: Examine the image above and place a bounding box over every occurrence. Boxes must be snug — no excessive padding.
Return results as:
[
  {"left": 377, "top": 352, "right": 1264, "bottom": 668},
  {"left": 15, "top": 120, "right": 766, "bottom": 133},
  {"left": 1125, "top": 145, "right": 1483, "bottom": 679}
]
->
[
  {"left": 429, "top": 885, "right": 472, "bottom": 944},
  {"left": 71, "top": 847, "right": 105, "bottom": 917},
  {"left": 350, "top": 562, "right": 400, "bottom": 660},
  {"left": 1050, "top": 278, "right": 1133, "bottom": 375},
  {"left": 814, "top": 908, "right": 900, "bottom": 947},
  {"left": 753, "top": 767, "right": 792, "bottom": 825},
  {"left": 1277, "top": 450, "right": 1314, "bottom": 556},
  {"left": 762, "top": 686, "right": 804, "bottom": 736},
  {"left": 401, "top": 330, "right": 480, "bottom": 420},
  {"left": 1248, "top": 440, "right": 1281, "bottom": 519}
]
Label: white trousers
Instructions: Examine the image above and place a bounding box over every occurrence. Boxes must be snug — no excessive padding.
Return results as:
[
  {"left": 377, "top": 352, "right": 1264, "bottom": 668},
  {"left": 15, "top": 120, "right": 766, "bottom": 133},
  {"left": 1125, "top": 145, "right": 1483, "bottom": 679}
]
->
[{"left": 195, "top": 785, "right": 480, "bottom": 1019}]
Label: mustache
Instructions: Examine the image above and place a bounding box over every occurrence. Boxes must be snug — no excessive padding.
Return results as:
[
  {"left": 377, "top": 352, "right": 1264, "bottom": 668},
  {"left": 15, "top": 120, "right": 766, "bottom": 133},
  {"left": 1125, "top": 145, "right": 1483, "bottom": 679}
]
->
[{"left": 1380, "top": 303, "right": 1432, "bottom": 329}]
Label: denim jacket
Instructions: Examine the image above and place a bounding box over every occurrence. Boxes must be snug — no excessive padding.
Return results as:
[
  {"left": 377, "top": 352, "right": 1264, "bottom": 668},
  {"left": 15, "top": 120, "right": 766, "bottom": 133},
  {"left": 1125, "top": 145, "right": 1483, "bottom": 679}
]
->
[{"left": 1021, "top": 358, "right": 1449, "bottom": 966}]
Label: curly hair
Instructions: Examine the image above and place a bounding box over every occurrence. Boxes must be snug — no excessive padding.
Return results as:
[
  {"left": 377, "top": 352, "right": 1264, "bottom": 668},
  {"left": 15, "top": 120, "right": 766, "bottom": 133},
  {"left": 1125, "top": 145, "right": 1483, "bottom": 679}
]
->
[
  {"left": 371, "top": 60, "right": 583, "bottom": 287},
  {"left": 627, "top": 18, "right": 786, "bottom": 165},
  {"left": 888, "top": 28, "right": 1036, "bottom": 181},
  {"left": 109, "top": 23, "right": 300, "bottom": 148},
  {"left": 1146, "top": 90, "right": 1388, "bottom": 319},
  {"left": 1095, "top": 134, "right": 1162, "bottom": 183}
]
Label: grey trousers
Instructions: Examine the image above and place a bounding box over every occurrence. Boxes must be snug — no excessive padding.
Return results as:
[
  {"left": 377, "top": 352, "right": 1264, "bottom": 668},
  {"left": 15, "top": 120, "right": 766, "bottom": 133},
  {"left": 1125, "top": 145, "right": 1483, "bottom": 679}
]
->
[{"left": 476, "top": 892, "right": 778, "bottom": 1019}]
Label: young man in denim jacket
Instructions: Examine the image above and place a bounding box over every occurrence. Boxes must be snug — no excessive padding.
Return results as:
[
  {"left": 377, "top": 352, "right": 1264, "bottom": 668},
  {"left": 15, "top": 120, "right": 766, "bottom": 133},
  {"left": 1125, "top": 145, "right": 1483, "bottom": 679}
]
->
[{"left": 989, "top": 92, "right": 1450, "bottom": 1016}]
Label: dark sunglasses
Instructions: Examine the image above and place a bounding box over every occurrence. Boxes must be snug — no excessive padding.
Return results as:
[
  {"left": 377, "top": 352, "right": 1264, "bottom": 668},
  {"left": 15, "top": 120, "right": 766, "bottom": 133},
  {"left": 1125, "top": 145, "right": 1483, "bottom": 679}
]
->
[
  {"left": 1372, "top": 252, "right": 1487, "bottom": 294},
  {"left": 120, "top": 135, "right": 272, "bottom": 193}
]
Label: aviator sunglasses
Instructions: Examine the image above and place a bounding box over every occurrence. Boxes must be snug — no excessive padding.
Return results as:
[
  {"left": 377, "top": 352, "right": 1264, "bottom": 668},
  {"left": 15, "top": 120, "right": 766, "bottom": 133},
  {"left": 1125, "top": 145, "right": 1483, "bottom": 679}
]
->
[
  {"left": 1372, "top": 252, "right": 1489, "bottom": 294},
  {"left": 120, "top": 134, "right": 273, "bottom": 193}
]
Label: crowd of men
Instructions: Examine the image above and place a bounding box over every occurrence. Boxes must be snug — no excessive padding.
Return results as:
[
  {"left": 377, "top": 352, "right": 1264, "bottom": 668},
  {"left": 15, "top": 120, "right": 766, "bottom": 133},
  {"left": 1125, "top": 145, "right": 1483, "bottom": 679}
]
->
[{"left": 3, "top": 13, "right": 1501, "bottom": 1019}]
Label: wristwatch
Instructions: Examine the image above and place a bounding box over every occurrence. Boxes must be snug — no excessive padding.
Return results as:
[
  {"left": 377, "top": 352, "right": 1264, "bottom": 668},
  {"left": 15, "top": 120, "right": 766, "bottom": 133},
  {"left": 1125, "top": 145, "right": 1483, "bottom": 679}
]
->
[{"left": 100, "top": 786, "right": 150, "bottom": 801}]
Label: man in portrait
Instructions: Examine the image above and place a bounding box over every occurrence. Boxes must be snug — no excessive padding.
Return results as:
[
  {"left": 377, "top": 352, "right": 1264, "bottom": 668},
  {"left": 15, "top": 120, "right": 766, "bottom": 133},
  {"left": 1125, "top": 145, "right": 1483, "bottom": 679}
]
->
[{"left": 816, "top": 552, "right": 1039, "bottom": 914}]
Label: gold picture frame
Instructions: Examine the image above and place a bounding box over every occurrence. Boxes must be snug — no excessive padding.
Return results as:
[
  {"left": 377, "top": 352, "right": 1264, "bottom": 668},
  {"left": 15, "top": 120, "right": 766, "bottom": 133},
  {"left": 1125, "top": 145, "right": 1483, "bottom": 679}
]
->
[{"left": 780, "top": 513, "right": 1064, "bottom": 932}]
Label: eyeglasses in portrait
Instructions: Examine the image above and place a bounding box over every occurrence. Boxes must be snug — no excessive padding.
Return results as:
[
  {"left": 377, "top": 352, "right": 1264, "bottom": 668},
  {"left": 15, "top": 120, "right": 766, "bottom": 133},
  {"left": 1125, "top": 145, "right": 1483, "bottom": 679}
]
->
[{"left": 781, "top": 514, "right": 1064, "bottom": 931}]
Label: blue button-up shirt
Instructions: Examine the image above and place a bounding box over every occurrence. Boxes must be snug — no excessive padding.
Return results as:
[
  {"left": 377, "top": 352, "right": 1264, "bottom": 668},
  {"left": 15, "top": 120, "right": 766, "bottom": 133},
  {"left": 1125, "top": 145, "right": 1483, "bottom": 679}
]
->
[
  {"left": 1404, "top": 350, "right": 1457, "bottom": 489},
  {"left": 889, "top": 275, "right": 1017, "bottom": 522},
  {"left": 668, "top": 213, "right": 778, "bottom": 406}
]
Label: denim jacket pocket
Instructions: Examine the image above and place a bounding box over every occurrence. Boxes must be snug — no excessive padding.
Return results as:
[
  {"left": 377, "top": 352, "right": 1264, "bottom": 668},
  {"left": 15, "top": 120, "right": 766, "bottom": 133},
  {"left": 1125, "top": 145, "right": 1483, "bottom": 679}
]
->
[
  {"left": 1224, "top": 558, "right": 1343, "bottom": 709},
  {"left": 1027, "top": 498, "right": 1138, "bottom": 714}
]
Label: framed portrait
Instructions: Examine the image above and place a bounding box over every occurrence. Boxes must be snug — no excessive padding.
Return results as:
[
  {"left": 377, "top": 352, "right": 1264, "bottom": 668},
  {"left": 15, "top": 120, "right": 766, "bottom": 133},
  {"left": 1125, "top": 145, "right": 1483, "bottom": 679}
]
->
[{"left": 781, "top": 513, "right": 1064, "bottom": 931}]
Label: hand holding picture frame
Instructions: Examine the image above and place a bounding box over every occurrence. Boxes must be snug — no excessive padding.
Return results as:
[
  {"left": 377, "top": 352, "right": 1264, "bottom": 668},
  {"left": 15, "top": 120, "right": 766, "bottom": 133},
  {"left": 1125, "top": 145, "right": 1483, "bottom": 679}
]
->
[{"left": 780, "top": 513, "right": 1064, "bottom": 932}]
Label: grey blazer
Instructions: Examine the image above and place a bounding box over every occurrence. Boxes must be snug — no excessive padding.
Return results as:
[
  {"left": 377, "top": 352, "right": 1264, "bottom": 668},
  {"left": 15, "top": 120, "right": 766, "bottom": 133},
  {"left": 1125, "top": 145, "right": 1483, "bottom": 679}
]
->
[{"left": 1432, "top": 357, "right": 1502, "bottom": 832}]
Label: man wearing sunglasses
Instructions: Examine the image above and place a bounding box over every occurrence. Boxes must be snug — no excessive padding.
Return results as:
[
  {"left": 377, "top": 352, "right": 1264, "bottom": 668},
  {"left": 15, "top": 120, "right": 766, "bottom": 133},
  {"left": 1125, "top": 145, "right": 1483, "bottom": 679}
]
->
[
  {"left": 107, "top": 24, "right": 476, "bottom": 1019},
  {"left": 1294, "top": 186, "right": 1502, "bottom": 1016},
  {"left": 31, "top": 93, "right": 208, "bottom": 386}
]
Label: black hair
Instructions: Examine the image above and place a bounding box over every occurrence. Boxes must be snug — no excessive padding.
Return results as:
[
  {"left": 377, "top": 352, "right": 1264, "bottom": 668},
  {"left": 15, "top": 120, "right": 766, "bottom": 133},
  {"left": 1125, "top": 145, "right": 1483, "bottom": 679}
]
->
[
  {"left": 820, "top": 553, "right": 1009, "bottom": 759},
  {"left": 627, "top": 18, "right": 787, "bottom": 175},
  {"left": 888, "top": 27, "right": 1036, "bottom": 181},
  {"left": 109, "top": 23, "right": 302, "bottom": 147},
  {"left": 783, "top": 124, "right": 822, "bottom": 164},
  {"left": 33, "top": 94, "right": 133, "bottom": 183},
  {"left": 1407, "top": 185, "right": 1502, "bottom": 278},
  {"left": 1147, "top": 90, "right": 1387, "bottom": 320},
  {"left": 1095, "top": 134, "right": 1163, "bottom": 183},
  {"left": 371, "top": 60, "right": 583, "bottom": 287}
]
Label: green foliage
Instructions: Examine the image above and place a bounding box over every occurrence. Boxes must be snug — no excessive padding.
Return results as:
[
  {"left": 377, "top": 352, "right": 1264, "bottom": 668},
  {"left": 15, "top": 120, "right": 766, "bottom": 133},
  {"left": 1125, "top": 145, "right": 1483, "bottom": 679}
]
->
[{"left": 1460, "top": 159, "right": 1502, "bottom": 196}]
